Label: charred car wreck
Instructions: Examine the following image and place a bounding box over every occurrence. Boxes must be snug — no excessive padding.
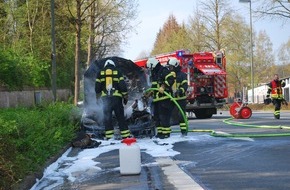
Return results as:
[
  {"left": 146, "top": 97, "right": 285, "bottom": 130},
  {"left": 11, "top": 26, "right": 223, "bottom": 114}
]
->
[{"left": 79, "top": 56, "right": 155, "bottom": 142}]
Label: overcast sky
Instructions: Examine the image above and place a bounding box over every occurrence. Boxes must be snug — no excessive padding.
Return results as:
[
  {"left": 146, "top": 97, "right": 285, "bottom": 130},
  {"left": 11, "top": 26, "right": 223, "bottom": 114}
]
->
[{"left": 122, "top": 0, "right": 290, "bottom": 61}]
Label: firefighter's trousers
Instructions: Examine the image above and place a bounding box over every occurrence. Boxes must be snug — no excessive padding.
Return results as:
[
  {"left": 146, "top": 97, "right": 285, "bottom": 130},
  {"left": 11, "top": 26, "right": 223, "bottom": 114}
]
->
[
  {"left": 158, "top": 99, "right": 174, "bottom": 137},
  {"left": 102, "top": 96, "right": 130, "bottom": 139},
  {"left": 152, "top": 101, "right": 160, "bottom": 127},
  {"left": 176, "top": 99, "right": 187, "bottom": 134},
  {"left": 272, "top": 98, "right": 282, "bottom": 119}
]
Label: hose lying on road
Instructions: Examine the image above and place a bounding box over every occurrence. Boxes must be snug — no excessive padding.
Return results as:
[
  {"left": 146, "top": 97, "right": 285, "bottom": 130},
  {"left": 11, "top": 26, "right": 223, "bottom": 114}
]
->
[
  {"left": 175, "top": 118, "right": 290, "bottom": 138},
  {"left": 145, "top": 88, "right": 290, "bottom": 138}
]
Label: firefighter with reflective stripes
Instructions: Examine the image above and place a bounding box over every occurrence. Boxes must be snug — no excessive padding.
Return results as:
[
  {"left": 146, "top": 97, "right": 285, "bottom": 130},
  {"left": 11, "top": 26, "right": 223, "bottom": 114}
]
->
[
  {"left": 95, "top": 59, "right": 131, "bottom": 139},
  {"left": 168, "top": 58, "right": 188, "bottom": 136},
  {"left": 145, "top": 58, "right": 161, "bottom": 133},
  {"left": 146, "top": 57, "right": 176, "bottom": 139},
  {"left": 267, "top": 74, "right": 285, "bottom": 119}
]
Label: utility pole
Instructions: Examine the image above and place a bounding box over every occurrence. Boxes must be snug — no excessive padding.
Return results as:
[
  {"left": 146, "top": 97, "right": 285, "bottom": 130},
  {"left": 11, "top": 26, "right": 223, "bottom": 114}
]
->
[
  {"left": 239, "top": 0, "right": 254, "bottom": 103},
  {"left": 51, "top": 0, "right": 57, "bottom": 102}
]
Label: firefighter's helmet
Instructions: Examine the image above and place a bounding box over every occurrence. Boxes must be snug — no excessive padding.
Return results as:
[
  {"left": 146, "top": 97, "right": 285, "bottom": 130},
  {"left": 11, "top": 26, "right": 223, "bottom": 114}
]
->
[
  {"left": 104, "top": 59, "right": 115, "bottom": 68},
  {"left": 168, "top": 58, "right": 179, "bottom": 67},
  {"left": 146, "top": 58, "right": 159, "bottom": 70}
]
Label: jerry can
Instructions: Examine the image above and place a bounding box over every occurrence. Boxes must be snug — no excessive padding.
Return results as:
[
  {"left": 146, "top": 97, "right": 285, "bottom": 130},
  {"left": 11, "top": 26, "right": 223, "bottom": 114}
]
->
[{"left": 119, "top": 138, "right": 141, "bottom": 175}]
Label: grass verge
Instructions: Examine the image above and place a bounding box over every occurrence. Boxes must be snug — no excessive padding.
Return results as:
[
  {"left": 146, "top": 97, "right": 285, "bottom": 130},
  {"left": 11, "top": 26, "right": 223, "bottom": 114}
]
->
[{"left": 0, "top": 102, "right": 81, "bottom": 190}]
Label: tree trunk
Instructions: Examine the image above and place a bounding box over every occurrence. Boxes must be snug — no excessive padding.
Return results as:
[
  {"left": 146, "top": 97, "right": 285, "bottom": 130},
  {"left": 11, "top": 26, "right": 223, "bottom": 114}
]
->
[
  {"left": 86, "top": 1, "right": 95, "bottom": 68},
  {"left": 74, "top": 0, "right": 82, "bottom": 105}
]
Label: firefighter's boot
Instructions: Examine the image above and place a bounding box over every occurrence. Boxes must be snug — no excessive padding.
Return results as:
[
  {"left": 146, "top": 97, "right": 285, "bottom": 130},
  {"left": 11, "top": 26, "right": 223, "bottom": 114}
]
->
[
  {"left": 155, "top": 133, "right": 164, "bottom": 139},
  {"left": 274, "top": 110, "right": 280, "bottom": 119},
  {"left": 161, "top": 127, "right": 171, "bottom": 139},
  {"left": 162, "top": 133, "right": 170, "bottom": 139},
  {"left": 181, "top": 130, "right": 188, "bottom": 137},
  {"left": 180, "top": 123, "right": 187, "bottom": 137},
  {"left": 155, "top": 126, "right": 163, "bottom": 139}
]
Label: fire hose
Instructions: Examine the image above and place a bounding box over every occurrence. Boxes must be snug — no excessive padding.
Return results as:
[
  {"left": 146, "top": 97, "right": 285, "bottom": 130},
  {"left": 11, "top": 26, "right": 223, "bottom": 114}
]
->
[
  {"left": 145, "top": 88, "right": 290, "bottom": 138},
  {"left": 145, "top": 88, "right": 188, "bottom": 132}
]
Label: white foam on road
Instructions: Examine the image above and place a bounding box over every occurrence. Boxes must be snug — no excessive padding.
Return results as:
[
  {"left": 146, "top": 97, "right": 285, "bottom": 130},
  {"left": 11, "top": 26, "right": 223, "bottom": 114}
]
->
[{"left": 30, "top": 134, "right": 213, "bottom": 190}]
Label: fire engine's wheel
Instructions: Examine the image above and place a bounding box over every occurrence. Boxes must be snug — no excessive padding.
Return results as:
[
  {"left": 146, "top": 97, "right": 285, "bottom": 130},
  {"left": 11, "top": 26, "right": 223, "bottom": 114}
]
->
[
  {"left": 240, "top": 107, "right": 252, "bottom": 119},
  {"left": 229, "top": 102, "right": 242, "bottom": 119},
  {"left": 194, "top": 109, "right": 213, "bottom": 119}
]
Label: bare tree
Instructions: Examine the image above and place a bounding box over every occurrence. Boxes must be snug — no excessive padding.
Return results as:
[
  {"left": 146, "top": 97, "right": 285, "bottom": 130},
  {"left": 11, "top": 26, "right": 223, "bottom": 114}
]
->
[
  {"left": 255, "top": 0, "right": 290, "bottom": 21},
  {"left": 196, "top": 0, "right": 234, "bottom": 51},
  {"left": 277, "top": 39, "right": 290, "bottom": 77},
  {"left": 187, "top": 7, "right": 208, "bottom": 52},
  {"left": 87, "top": 0, "right": 138, "bottom": 65},
  {"left": 65, "top": 0, "right": 137, "bottom": 105},
  {"left": 254, "top": 30, "right": 276, "bottom": 83}
]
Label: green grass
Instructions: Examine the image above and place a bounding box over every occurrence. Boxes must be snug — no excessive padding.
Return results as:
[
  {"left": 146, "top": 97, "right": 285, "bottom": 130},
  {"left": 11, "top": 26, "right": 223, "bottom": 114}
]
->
[{"left": 0, "top": 102, "right": 81, "bottom": 190}]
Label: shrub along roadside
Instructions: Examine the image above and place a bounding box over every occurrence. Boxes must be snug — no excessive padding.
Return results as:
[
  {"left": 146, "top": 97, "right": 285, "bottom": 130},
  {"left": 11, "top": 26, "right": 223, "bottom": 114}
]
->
[{"left": 0, "top": 102, "right": 81, "bottom": 190}]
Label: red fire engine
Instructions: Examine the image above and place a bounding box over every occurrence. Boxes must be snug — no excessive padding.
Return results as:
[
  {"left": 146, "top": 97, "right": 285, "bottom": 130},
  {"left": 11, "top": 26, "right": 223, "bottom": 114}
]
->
[{"left": 134, "top": 50, "right": 228, "bottom": 119}]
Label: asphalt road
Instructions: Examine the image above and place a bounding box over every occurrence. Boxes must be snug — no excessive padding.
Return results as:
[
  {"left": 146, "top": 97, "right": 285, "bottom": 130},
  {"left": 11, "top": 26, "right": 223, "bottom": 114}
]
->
[{"left": 33, "top": 110, "right": 290, "bottom": 190}]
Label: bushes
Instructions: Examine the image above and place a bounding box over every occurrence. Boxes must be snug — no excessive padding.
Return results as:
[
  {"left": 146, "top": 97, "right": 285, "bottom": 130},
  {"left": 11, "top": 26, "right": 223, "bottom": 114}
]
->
[{"left": 0, "top": 103, "right": 81, "bottom": 190}]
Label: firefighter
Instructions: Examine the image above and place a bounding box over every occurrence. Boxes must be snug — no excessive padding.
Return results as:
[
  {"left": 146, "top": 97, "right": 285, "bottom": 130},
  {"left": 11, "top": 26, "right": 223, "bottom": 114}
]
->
[
  {"left": 168, "top": 58, "right": 188, "bottom": 136},
  {"left": 95, "top": 59, "right": 131, "bottom": 140},
  {"left": 145, "top": 58, "right": 161, "bottom": 134},
  {"left": 266, "top": 74, "right": 285, "bottom": 119},
  {"left": 146, "top": 57, "right": 176, "bottom": 139}
]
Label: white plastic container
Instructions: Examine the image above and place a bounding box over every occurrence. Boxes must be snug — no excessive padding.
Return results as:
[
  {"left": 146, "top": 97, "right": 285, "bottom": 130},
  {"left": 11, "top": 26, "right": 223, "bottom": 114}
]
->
[{"left": 119, "top": 138, "right": 141, "bottom": 175}]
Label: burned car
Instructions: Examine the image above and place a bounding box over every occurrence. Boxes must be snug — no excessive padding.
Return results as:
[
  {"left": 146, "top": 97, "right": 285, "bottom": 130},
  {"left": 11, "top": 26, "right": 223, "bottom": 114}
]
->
[{"left": 80, "top": 56, "right": 154, "bottom": 140}]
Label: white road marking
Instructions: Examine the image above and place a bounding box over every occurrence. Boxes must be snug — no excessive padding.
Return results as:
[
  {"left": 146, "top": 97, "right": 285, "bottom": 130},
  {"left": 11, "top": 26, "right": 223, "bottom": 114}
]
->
[{"left": 156, "top": 157, "right": 204, "bottom": 190}]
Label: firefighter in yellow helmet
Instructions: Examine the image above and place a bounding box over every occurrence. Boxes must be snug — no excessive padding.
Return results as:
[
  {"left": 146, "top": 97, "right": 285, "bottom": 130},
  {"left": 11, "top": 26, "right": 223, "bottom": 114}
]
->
[
  {"left": 266, "top": 74, "right": 285, "bottom": 119},
  {"left": 168, "top": 58, "right": 188, "bottom": 136},
  {"left": 95, "top": 59, "right": 131, "bottom": 140}
]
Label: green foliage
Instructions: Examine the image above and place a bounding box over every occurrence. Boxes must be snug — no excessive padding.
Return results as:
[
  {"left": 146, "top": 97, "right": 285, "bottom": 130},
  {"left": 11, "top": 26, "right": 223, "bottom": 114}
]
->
[
  {"left": 23, "top": 54, "right": 51, "bottom": 87},
  {"left": 0, "top": 0, "right": 76, "bottom": 90},
  {"left": 0, "top": 103, "right": 81, "bottom": 189},
  {"left": 0, "top": 47, "right": 25, "bottom": 90},
  {"left": 0, "top": 46, "right": 52, "bottom": 89},
  {"left": 151, "top": 14, "right": 183, "bottom": 55}
]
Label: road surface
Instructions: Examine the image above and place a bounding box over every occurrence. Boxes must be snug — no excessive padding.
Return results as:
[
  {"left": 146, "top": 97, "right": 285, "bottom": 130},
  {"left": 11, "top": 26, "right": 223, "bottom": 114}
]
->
[{"left": 31, "top": 111, "right": 290, "bottom": 190}]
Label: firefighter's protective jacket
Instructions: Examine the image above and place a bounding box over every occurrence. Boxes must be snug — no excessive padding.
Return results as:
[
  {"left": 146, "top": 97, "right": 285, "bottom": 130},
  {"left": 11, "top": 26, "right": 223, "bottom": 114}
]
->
[
  {"left": 95, "top": 65, "right": 128, "bottom": 98},
  {"left": 174, "top": 66, "right": 188, "bottom": 100},
  {"left": 153, "top": 65, "right": 175, "bottom": 102},
  {"left": 267, "top": 79, "right": 285, "bottom": 99}
]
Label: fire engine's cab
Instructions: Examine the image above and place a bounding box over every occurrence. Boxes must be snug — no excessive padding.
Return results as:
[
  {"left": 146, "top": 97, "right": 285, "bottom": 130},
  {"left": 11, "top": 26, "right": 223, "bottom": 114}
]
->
[{"left": 134, "top": 49, "right": 228, "bottom": 119}]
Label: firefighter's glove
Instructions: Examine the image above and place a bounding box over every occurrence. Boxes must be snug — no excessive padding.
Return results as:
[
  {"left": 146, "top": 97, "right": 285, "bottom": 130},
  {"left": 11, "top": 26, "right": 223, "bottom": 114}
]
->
[
  {"left": 178, "top": 89, "right": 183, "bottom": 97},
  {"left": 264, "top": 98, "right": 272, "bottom": 105},
  {"left": 266, "top": 94, "right": 270, "bottom": 98},
  {"left": 144, "top": 91, "right": 153, "bottom": 98},
  {"left": 123, "top": 95, "right": 128, "bottom": 105},
  {"left": 158, "top": 86, "right": 165, "bottom": 94},
  {"left": 282, "top": 99, "right": 288, "bottom": 106}
]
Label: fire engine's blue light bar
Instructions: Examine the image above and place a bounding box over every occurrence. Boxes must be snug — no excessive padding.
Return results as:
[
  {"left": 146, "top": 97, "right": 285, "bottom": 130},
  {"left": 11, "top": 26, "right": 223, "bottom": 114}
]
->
[{"left": 177, "top": 51, "right": 184, "bottom": 57}]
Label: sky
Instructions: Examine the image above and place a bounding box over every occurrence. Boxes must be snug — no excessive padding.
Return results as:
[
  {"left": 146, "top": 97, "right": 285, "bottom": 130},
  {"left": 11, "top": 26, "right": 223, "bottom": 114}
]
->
[
  {"left": 30, "top": 133, "right": 218, "bottom": 190},
  {"left": 122, "top": 0, "right": 290, "bottom": 61}
]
